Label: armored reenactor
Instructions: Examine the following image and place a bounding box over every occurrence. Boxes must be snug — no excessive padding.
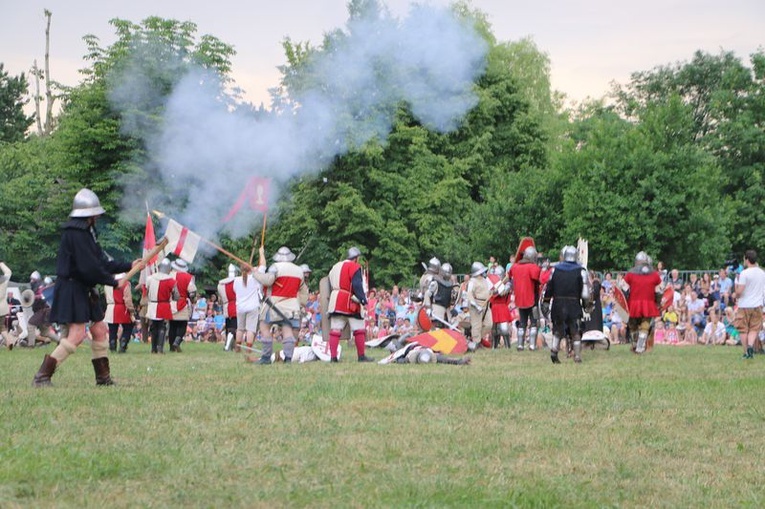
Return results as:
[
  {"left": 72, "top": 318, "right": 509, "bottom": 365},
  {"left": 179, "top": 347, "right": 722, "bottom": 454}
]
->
[
  {"left": 424, "top": 262, "right": 458, "bottom": 325},
  {"left": 169, "top": 258, "right": 197, "bottom": 353},
  {"left": 217, "top": 264, "right": 238, "bottom": 349},
  {"left": 488, "top": 265, "right": 513, "bottom": 349},
  {"left": 418, "top": 257, "right": 441, "bottom": 302},
  {"left": 104, "top": 274, "right": 135, "bottom": 353},
  {"left": 623, "top": 251, "right": 662, "bottom": 354},
  {"left": 509, "top": 246, "right": 541, "bottom": 351},
  {"left": 251, "top": 246, "right": 307, "bottom": 364},
  {"left": 146, "top": 258, "right": 178, "bottom": 354},
  {"left": 542, "top": 245, "right": 592, "bottom": 364},
  {"left": 466, "top": 262, "right": 492, "bottom": 347},
  {"left": 32, "top": 188, "right": 137, "bottom": 386},
  {"left": 326, "top": 247, "right": 374, "bottom": 362},
  {"left": 0, "top": 262, "right": 15, "bottom": 350}
]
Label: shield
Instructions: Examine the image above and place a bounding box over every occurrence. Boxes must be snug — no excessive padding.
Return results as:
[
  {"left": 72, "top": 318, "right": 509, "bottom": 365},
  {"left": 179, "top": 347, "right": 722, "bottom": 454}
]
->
[
  {"left": 577, "top": 238, "right": 588, "bottom": 268},
  {"left": 405, "top": 328, "right": 468, "bottom": 354},
  {"left": 582, "top": 329, "right": 610, "bottom": 350},
  {"left": 514, "top": 237, "right": 536, "bottom": 263},
  {"left": 318, "top": 277, "right": 332, "bottom": 343},
  {"left": 20, "top": 289, "right": 35, "bottom": 308},
  {"left": 612, "top": 286, "right": 629, "bottom": 323},
  {"left": 378, "top": 342, "right": 420, "bottom": 365},
  {"left": 660, "top": 286, "right": 674, "bottom": 312},
  {"left": 366, "top": 333, "right": 400, "bottom": 349},
  {"left": 311, "top": 333, "right": 341, "bottom": 362},
  {"left": 416, "top": 307, "right": 432, "bottom": 332}
]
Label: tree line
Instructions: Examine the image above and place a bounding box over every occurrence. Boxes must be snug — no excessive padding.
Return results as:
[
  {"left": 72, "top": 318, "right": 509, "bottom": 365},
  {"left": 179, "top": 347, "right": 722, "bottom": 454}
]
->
[{"left": 1, "top": 1, "right": 763, "bottom": 290}]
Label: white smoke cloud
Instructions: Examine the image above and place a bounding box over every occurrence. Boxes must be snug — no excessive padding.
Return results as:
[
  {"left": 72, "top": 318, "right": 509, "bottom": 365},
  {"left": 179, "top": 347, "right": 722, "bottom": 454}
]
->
[{"left": 114, "top": 2, "right": 487, "bottom": 244}]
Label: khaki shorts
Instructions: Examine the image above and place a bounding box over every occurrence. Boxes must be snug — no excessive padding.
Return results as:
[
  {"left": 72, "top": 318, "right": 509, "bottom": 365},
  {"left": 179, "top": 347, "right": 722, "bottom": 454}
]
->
[
  {"left": 735, "top": 307, "right": 763, "bottom": 335},
  {"left": 237, "top": 310, "right": 259, "bottom": 333},
  {"left": 330, "top": 315, "right": 365, "bottom": 332}
]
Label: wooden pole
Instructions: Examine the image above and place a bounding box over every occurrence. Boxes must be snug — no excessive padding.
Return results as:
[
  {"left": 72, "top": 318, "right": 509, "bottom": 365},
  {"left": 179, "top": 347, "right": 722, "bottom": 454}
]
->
[
  {"left": 260, "top": 212, "right": 267, "bottom": 248},
  {"left": 201, "top": 237, "right": 252, "bottom": 269},
  {"left": 121, "top": 237, "right": 169, "bottom": 281}
]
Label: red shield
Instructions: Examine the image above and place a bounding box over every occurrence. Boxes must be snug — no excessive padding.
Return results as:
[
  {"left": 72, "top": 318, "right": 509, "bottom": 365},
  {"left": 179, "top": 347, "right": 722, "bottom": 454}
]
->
[
  {"left": 514, "top": 237, "right": 536, "bottom": 262},
  {"left": 405, "top": 328, "right": 468, "bottom": 354},
  {"left": 612, "top": 286, "right": 629, "bottom": 322},
  {"left": 416, "top": 307, "right": 432, "bottom": 332},
  {"left": 660, "top": 286, "right": 674, "bottom": 312}
]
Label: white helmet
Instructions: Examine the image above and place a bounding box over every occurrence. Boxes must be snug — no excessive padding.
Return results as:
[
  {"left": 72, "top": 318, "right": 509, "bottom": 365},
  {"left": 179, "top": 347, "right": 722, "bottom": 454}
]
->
[
  {"left": 227, "top": 263, "right": 238, "bottom": 278},
  {"left": 158, "top": 258, "right": 172, "bottom": 275},
  {"left": 635, "top": 251, "right": 649, "bottom": 265},
  {"left": 440, "top": 263, "right": 453, "bottom": 278},
  {"left": 70, "top": 188, "right": 105, "bottom": 218},
  {"left": 347, "top": 247, "right": 362, "bottom": 260},
  {"left": 470, "top": 262, "right": 487, "bottom": 277},
  {"left": 562, "top": 246, "right": 577, "bottom": 262},
  {"left": 30, "top": 271, "right": 41, "bottom": 281},
  {"left": 300, "top": 264, "right": 312, "bottom": 274},
  {"left": 273, "top": 246, "right": 296, "bottom": 263},
  {"left": 522, "top": 246, "right": 538, "bottom": 262},
  {"left": 171, "top": 259, "right": 188, "bottom": 272}
]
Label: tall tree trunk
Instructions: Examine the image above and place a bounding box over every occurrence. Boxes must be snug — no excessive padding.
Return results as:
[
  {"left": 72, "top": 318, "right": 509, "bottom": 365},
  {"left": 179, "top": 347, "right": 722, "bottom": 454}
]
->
[
  {"left": 32, "top": 59, "right": 43, "bottom": 136},
  {"left": 43, "top": 9, "right": 54, "bottom": 135}
]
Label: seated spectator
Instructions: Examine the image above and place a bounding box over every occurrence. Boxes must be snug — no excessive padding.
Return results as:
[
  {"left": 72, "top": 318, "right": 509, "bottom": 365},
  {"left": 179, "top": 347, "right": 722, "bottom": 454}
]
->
[
  {"left": 654, "top": 320, "right": 666, "bottom": 344},
  {"left": 662, "top": 304, "right": 679, "bottom": 328},
  {"left": 701, "top": 310, "right": 727, "bottom": 345},
  {"left": 677, "top": 315, "right": 698, "bottom": 345},
  {"left": 609, "top": 307, "right": 627, "bottom": 344},
  {"left": 687, "top": 291, "right": 706, "bottom": 335},
  {"left": 723, "top": 306, "right": 740, "bottom": 345},
  {"left": 718, "top": 268, "right": 734, "bottom": 307},
  {"left": 602, "top": 272, "right": 614, "bottom": 294},
  {"left": 666, "top": 322, "right": 680, "bottom": 345},
  {"left": 669, "top": 269, "right": 683, "bottom": 292}
]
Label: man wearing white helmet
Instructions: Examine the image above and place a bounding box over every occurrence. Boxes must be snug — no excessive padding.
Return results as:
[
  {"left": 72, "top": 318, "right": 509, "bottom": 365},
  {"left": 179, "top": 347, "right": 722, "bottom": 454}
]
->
[
  {"left": 146, "top": 258, "right": 178, "bottom": 354},
  {"left": 104, "top": 273, "right": 136, "bottom": 353},
  {"left": 326, "top": 247, "right": 374, "bottom": 362},
  {"left": 488, "top": 265, "right": 513, "bottom": 349},
  {"left": 33, "top": 188, "right": 139, "bottom": 387},
  {"left": 541, "top": 245, "right": 592, "bottom": 364},
  {"left": 509, "top": 246, "right": 542, "bottom": 351},
  {"left": 423, "top": 262, "right": 458, "bottom": 324},
  {"left": 622, "top": 251, "right": 662, "bottom": 354},
  {"left": 418, "top": 257, "right": 441, "bottom": 303},
  {"left": 250, "top": 246, "right": 307, "bottom": 364},
  {"left": 217, "top": 264, "right": 238, "bottom": 350},
  {"left": 466, "top": 261, "right": 492, "bottom": 347},
  {"left": 168, "top": 258, "right": 197, "bottom": 353}
]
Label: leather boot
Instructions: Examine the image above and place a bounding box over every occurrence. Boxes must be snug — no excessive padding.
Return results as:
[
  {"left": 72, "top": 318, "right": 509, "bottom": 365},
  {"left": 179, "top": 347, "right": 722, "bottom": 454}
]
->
[
  {"left": 172, "top": 336, "right": 182, "bottom": 353},
  {"left": 118, "top": 338, "right": 129, "bottom": 353},
  {"left": 33, "top": 354, "right": 58, "bottom": 387},
  {"left": 109, "top": 337, "right": 117, "bottom": 352},
  {"left": 92, "top": 357, "right": 115, "bottom": 386}
]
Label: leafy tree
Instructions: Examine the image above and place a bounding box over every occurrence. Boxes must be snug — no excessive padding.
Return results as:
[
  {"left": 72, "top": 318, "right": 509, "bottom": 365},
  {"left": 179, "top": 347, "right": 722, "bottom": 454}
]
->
[{"left": 0, "top": 63, "right": 33, "bottom": 143}]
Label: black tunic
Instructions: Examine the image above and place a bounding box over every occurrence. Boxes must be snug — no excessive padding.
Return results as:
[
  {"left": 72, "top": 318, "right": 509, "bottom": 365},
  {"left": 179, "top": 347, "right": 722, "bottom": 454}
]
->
[
  {"left": 50, "top": 219, "right": 132, "bottom": 325},
  {"left": 582, "top": 279, "right": 603, "bottom": 332}
]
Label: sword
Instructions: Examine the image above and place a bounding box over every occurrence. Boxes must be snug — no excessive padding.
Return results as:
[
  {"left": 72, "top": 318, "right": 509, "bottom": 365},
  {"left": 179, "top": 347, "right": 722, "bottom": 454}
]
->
[{"left": 262, "top": 295, "right": 293, "bottom": 323}]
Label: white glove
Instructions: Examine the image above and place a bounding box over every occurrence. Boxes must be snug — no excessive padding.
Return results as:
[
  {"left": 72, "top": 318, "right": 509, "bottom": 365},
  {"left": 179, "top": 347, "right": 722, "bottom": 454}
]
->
[
  {"left": 426, "top": 308, "right": 432, "bottom": 317},
  {"left": 583, "top": 312, "right": 591, "bottom": 321}
]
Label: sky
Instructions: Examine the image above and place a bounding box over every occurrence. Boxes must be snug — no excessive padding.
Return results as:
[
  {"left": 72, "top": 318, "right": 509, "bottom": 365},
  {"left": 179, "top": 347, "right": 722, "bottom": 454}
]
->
[{"left": 2, "top": 0, "right": 763, "bottom": 108}]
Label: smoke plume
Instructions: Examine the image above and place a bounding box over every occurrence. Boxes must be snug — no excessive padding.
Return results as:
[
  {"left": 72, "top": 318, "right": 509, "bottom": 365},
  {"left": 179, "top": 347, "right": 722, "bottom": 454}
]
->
[{"left": 112, "top": 2, "right": 487, "bottom": 246}]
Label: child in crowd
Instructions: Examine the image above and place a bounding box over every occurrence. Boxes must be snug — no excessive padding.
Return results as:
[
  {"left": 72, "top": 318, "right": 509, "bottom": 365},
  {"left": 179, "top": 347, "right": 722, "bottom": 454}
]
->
[
  {"left": 666, "top": 322, "right": 680, "bottom": 345},
  {"left": 653, "top": 320, "right": 666, "bottom": 344}
]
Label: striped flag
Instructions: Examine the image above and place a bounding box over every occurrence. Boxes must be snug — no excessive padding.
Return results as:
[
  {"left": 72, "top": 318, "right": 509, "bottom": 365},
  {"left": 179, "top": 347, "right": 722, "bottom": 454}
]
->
[{"left": 163, "top": 219, "right": 202, "bottom": 264}]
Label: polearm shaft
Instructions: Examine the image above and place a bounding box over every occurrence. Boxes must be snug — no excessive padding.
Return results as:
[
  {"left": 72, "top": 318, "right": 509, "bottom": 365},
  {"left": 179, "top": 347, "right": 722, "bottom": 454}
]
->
[{"left": 121, "top": 237, "right": 169, "bottom": 281}]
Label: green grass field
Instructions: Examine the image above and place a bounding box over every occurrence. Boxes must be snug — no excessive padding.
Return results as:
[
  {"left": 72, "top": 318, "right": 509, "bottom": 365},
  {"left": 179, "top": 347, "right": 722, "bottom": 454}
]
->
[{"left": 1, "top": 341, "right": 763, "bottom": 508}]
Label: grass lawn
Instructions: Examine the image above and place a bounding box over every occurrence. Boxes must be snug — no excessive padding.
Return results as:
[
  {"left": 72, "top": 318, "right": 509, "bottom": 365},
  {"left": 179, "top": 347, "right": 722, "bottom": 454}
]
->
[{"left": 1, "top": 341, "right": 763, "bottom": 508}]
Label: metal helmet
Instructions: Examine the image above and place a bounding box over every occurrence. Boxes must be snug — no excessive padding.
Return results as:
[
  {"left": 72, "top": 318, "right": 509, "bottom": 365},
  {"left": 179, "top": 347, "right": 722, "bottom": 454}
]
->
[
  {"left": 347, "top": 246, "right": 361, "bottom": 260},
  {"left": 522, "top": 246, "right": 538, "bottom": 262},
  {"left": 273, "top": 246, "right": 296, "bottom": 263},
  {"left": 30, "top": 271, "right": 41, "bottom": 281},
  {"left": 171, "top": 259, "right": 188, "bottom": 272},
  {"left": 158, "top": 258, "right": 172, "bottom": 275},
  {"left": 43, "top": 276, "right": 53, "bottom": 285},
  {"left": 470, "top": 261, "right": 487, "bottom": 277},
  {"left": 70, "top": 188, "right": 105, "bottom": 218},
  {"left": 300, "top": 263, "right": 312, "bottom": 274},
  {"left": 426, "top": 257, "right": 441, "bottom": 274},
  {"left": 490, "top": 265, "right": 505, "bottom": 277},
  {"left": 635, "top": 251, "right": 649, "bottom": 265},
  {"left": 227, "top": 263, "right": 238, "bottom": 278},
  {"left": 416, "top": 349, "right": 434, "bottom": 364},
  {"left": 562, "top": 245, "right": 578, "bottom": 262},
  {"left": 440, "top": 263, "right": 453, "bottom": 278}
]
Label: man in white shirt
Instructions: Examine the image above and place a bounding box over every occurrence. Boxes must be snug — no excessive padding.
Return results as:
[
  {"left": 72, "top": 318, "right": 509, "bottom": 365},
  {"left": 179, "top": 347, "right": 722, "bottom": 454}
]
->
[
  {"left": 735, "top": 250, "right": 765, "bottom": 359},
  {"left": 234, "top": 262, "right": 265, "bottom": 350}
]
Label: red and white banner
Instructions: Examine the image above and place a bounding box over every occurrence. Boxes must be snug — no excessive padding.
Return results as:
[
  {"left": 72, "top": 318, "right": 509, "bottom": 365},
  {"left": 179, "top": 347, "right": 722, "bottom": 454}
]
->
[
  {"left": 139, "top": 212, "right": 157, "bottom": 288},
  {"left": 223, "top": 176, "right": 270, "bottom": 222},
  {"left": 163, "top": 219, "right": 202, "bottom": 264}
]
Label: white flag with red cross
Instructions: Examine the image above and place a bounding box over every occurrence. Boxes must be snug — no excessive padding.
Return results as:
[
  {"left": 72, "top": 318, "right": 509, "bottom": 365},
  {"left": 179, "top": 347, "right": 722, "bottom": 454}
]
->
[{"left": 163, "top": 219, "right": 202, "bottom": 264}]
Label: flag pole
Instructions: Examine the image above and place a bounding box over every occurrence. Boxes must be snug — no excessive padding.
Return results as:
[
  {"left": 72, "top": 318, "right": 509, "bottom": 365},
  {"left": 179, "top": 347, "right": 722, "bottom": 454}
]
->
[
  {"left": 121, "top": 237, "right": 169, "bottom": 282},
  {"left": 260, "top": 212, "right": 267, "bottom": 248}
]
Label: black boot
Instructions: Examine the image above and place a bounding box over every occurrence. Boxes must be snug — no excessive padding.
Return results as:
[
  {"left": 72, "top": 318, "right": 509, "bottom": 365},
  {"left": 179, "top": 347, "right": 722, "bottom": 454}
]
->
[
  {"left": 118, "top": 338, "right": 129, "bottom": 353},
  {"left": 171, "top": 336, "right": 182, "bottom": 353},
  {"left": 357, "top": 355, "right": 375, "bottom": 363},
  {"left": 32, "top": 354, "right": 58, "bottom": 387},
  {"left": 109, "top": 337, "right": 117, "bottom": 352},
  {"left": 92, "top": 357, "right": 115, "bottom": 386}
]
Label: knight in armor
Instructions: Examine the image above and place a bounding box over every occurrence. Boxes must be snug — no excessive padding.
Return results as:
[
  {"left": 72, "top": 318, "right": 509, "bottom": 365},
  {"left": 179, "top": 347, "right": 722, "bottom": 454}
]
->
[
  {"left": 509, "top": 246, "right": 542, "bottom": 351},
  {"left": 623, "top": 251, "right": 662, "bottom": 354},
  {"left": 488, "top": 265, "right": 513, "bottom": 349},
  {"left": 217, "top": 264, "right": 238, "bottom": 350},
  {"left": 169, "top": 259, "right": 197, "bottom": 353},
  {"left": 542, "top": 245, "right": 592, "bottom": 364},
  {"left": 104, "top": 273, "right": 135, "bottom": 353},
  {"left": 146, "top": 258, "right": 178, "bottom": 354},
  {"left": 466, "top": 262, "right": 492, "bottom": 347},
  {"left": 251, "top": 246, "right": 307, "bottom": 364},
  {"left": 418, "top": 257, "right": 441, "bottom": 303},
  {"left": 32, "top": 188, "right": 138, "bottom": 387},
  {"left": 424, "top": 262, "right": 458, "bottom": 326},
  {"left": 380, "top": 342, "right": 471, "bottom": 366},
  {"left": 0, "top": 262, "right": 15, "bottom": 350},
  {"left": 326, "top": 247, "right": 374, "bottom": 362}
]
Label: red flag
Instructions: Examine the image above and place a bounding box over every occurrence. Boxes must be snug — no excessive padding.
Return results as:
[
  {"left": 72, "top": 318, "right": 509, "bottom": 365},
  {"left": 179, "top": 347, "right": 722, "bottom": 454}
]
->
[
  {"left": 139, "top": 212, "right": 157, "bottom": 287},
  {"left": 223, "top": 176, "right": 270, "bottom": 222}
]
